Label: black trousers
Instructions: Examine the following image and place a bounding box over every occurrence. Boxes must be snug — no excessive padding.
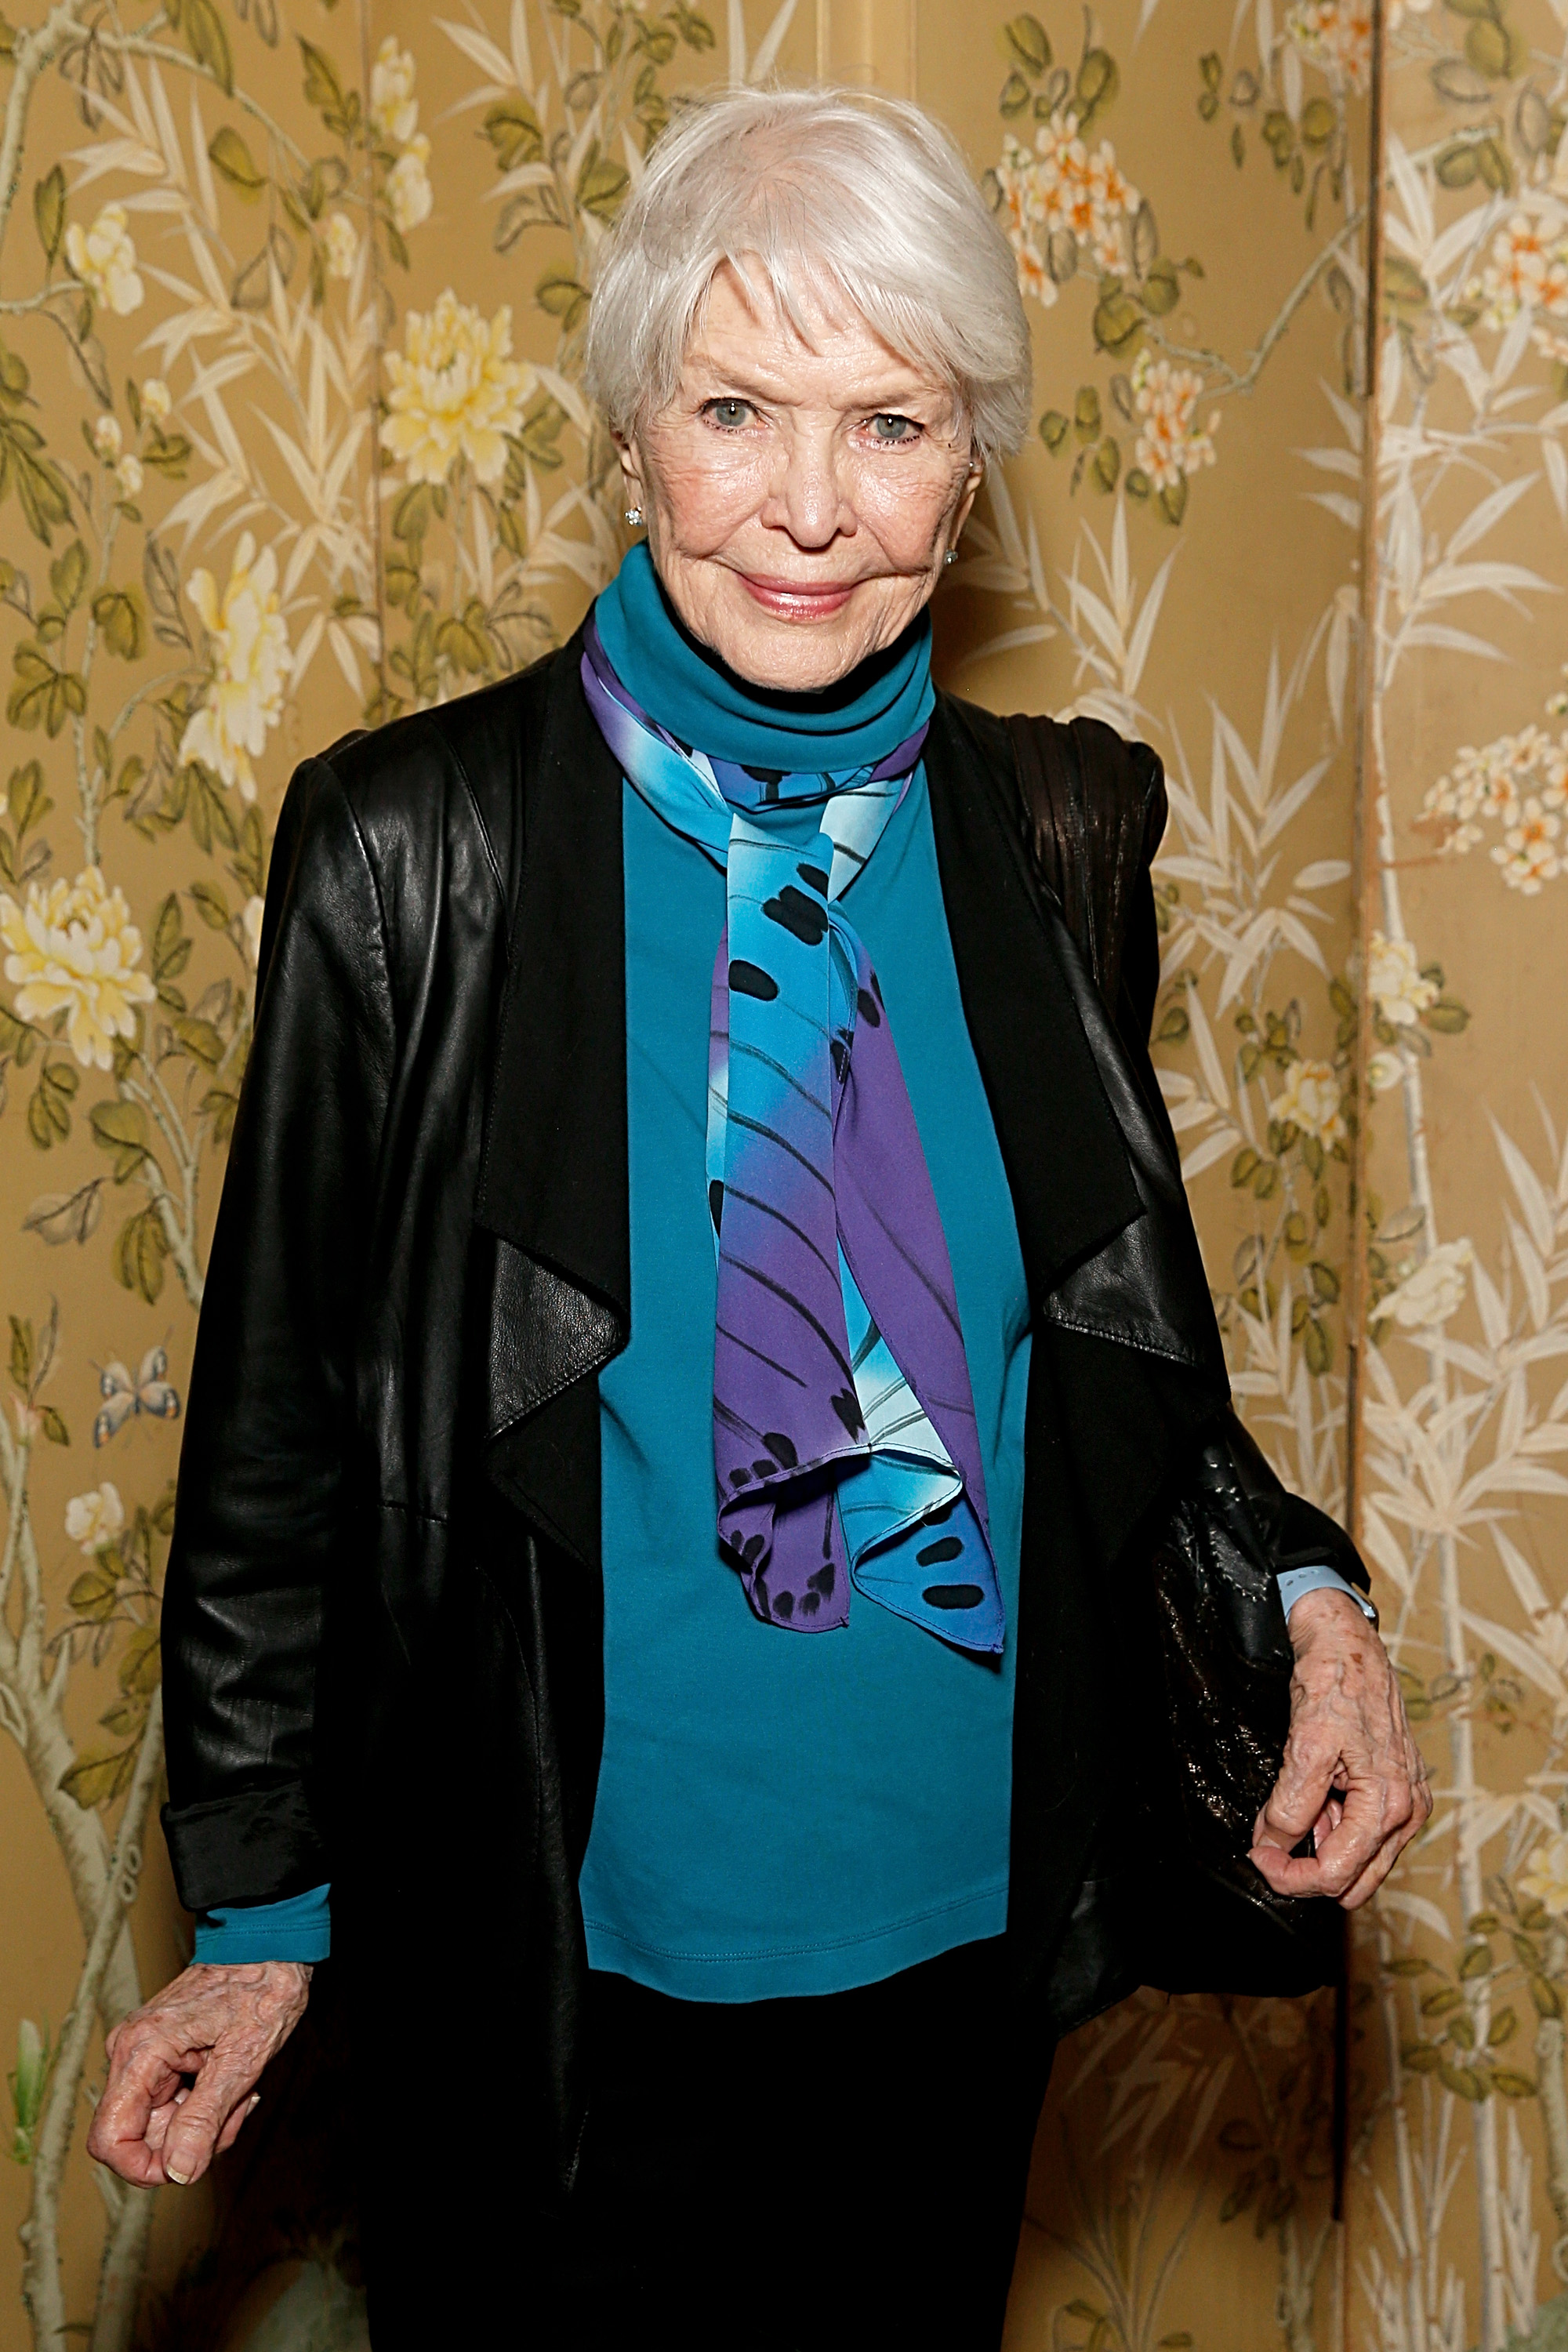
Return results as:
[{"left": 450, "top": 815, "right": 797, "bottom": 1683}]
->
[{"left": 558, "top": 1937, "right": 1054, "bottom": 2351}]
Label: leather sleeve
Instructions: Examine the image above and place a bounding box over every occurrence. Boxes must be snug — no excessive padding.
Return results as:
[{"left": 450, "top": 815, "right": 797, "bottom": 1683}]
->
[{"left": 161, "top": 756, "right": 397, "bottom": 1912}]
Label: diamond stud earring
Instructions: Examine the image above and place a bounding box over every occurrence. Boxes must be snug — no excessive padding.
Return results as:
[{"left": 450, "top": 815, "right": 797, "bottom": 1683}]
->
[
  {"left": 623, "top": 506, "right": 644, "bottom": 527},
  {"left": 943, "top": 546, "right": 959, "bottom": 567}
]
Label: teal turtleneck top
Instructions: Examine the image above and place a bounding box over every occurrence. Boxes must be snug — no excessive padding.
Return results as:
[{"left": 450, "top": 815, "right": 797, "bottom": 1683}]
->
[{"left": 575, "top": 548, "right": 1031, "bottom": 1999}]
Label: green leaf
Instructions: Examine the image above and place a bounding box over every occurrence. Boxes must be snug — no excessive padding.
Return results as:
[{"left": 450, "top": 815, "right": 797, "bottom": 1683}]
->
[
  {"left": 1488, "top": 2006, "right": 1518, "bottom": 2046},
  {"left": 1300, "top": 96, "right": 1337, "bottom": 147},
  {"left": 1160, "top": 475, "right": 1189, "bottom": 527},
  {"left": 1142, "top": 256, "right": 1181, "bottom": 317},
  {"left": 1420, "top": 1984, "right": 1465, "bottom": 2017},
  {"left": 173, "top": 1014, "right": 224, "bottom": 1069},
  {"left": 118, "top": 1621, "right": 162, "bottom": 1697},
  {"left": 999, "top": 71, "right": 1030, "bottom": 118},
  {"left": 1073, "top": 384, "right": 1102, "bottom": 441},
  {"left": 59, "top": 1745, "right": 136, "bottom": 1810},
  {"left": 208, "top": 125, "right": 267, "bottom": 199},
  {"left": 91, "top": 585, "right": 147, "bottom": 661},
  {"left": 68, "top": 1563, "right": 118, "bottom": 1620},
  {"left": 33, "top": 166, "right": 65, "bottom": 263},
  {"left": 1438, "top": 2060, "right": 1489, "bottom": 2102},
  {"left": 1091, "top": 436, "right": 1120, "bottom": 493},
  {"left": 1459, "top": 1941, "right": 1493, "bottom": 1980},
  {"left": 534, "top": 268, "right": 589, "bottom": 329},
  {"left": 484, "top": 98, "right": 543, "bottom": 170},
  {"left": 190, "top": 879, "right": 230, "bottom": 929},
  {"left": 1402, "top": 2041, "right": 1443, "bottom": 2072},
  {"left": 112, "top": 1207, "right": 168, "bottom": 1305},
  {"left": 575, "top": 143, "right": 630, "bottom": 225},
  {"left": 176, "top": 0, "right": 234, "bottom": 93},
  {"left": 1529, "top": 1973, "right": 1563, "bottom": 2020},
  {"left": 89, "top": 1099, "right": 151, "bottom": 1181},
  {"left": 1092, "top": 290, "right": 1143, "bottom": 357},
  {"left": 1423, "top": 1000, "right": 1469, "bottom": 1034},
  {"left": 1076, "top": 48, "right": 1118, "bottom": 132},
  {"left": 1303, "top": 1318, "right": 1331, "bottom": 1375},
  {"left": 8, "top": 1315, "right": 31, "bottom": 1390},
  {"left": 8, "top": 760, "right": 49, "bottom": 837},
  {"left": 1038, "top": 409, "right": 1069, "bottom": 454},
  {"left": 999, "top": 13, "right": 1050, "bottom": 74},
  {"left": 299, "top": 36, "right": 348, "bottom": 123},
  {"left": 38, "top": 1406, "right": 67, "bottom": 1445},
  {"left": 1494, "top": 2070, "right": 1538, "bottom": 2097}
]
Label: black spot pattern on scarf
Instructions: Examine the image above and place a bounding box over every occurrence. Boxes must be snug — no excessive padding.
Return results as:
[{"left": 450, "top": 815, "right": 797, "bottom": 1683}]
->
[
  {"left": 923, "top": 1584, "right": 985, "bottom": 1611},
  {"left": 729, "top": 959, "right": 779, "bottom": 1001},
  {"left": 763, "top": 885, "right": 830, "bottom": 948}
]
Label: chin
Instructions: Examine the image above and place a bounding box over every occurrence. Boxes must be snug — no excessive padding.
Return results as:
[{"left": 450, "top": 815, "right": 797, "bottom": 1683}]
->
[{"left": 716, "top": 615, "right": 884, "bottom": 695}]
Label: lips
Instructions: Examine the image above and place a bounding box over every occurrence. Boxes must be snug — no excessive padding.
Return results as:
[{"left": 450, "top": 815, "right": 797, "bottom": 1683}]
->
[{"left": 738, "top": 573, "right": 857, "bottom": 620}]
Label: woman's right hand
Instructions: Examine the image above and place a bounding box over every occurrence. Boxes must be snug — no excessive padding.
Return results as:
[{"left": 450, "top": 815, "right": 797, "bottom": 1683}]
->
[{"left": 87, "top": 1960, "right": 312, "bottom": 2187}]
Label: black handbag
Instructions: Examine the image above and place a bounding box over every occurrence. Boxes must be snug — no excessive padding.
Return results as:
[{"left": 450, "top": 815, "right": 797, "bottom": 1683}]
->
[{"left": 1005, "top": 710, "right": 1367, "bottom": 2019}]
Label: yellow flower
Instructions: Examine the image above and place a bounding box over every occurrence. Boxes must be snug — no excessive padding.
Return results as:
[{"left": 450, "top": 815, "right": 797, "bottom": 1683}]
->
[
  {"left": 1269, "top": 1058, "right": 1346, "bottom": 1149},
  {"left": 387, "top": 136, "right": 433, "bottom": 234},
  {"left": 324, "top": 211, "right": 359, "bottom": 280},
  {"left": 64, "top": 203, "right": 143, "bottom": 316},
  {"left": 382, "top": 290, "right": 533, "bottom": 487},
  {"left": 179, "top": 532, "right": 292, "bottom": 803},
  {"left": 0, "top": 867, "right": 156, "bottom": 1069},
  {"left": 66, "top": 1483, "right": 123, "bottom": 1553},
  {"left": 370, "top": 35, "right": 419, "bottom": 147},
  {"left": 1521, "top": 1833, "right": 1568, "bottom": 1918}
]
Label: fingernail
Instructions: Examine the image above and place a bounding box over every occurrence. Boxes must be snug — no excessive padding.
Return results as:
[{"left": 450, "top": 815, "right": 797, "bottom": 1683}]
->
[{"left": 165, "top": 2165, "right": 190, "bottom": 2187}]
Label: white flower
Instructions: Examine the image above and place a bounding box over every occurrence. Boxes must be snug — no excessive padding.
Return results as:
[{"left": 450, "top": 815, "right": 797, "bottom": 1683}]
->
[
  {"left": 1522, "top": 1833, "right": 1568, "bottom": 1918},
  {"left": 1472, "top": 209, "right": 1568, "bottom": 332},
  {"left": 1382, "top": 1239, "right": 1474, "bottom": 1330},
  {"left": 387, "top": 136, "right": 433, "bottom": 235},
  {"left": 1270, "top": 1058, "right": 1346, "bottom": 1149},
  {"left": 1131, "top": 351, "right": 1220, "bottom": 492},
  {"left": 114, "top": 452, "right": 143, "bottom": 501},
  {"left": 140, "top": 377, "right": 172, "bottom": 423},
  {"left": 92, "top": 413, "right": 122, "bottom": 460},
  {"left": 1492, "top": 797, "right": 1562, "bottom": 894},
  {"left": 0, "top": 867, "right": 157, "bottom": 1069},
  {"left": 64, "top": 203, "right": 144, "bottom": 316},
  {"left": 1286, "top": 2, "right": 1373, "bottom": 93},
  {"left": 323, "top": 210, "right": 358, "bottom": 280},
  {"left": 1368, "top": 932, "right": 1438, "bottom": 1027},
  {"left": 1368, "top": 1050, "right": 1404, "bottom": 1094},
  {"left": 241, "top": 894, "right": 264, "bottom": 969},
  {"left": 382, "top": 289, "right": 533, "bottom": 486},
  {"left": 370, "top": 36, "right": 419, "bottom": 147},
  {"left": 995, "top": 115, "right": 1138, "bottom": 303},
  {"left": 66, "top": 1482, "right": 123, "bottom": 1553},
  {"left": 179, "top": 532, "right": 292, "bottom": 803}
]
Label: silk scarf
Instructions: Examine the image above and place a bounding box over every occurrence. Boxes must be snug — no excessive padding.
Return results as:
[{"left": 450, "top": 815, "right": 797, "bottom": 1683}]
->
[{"left": 580, "top": 605, "right": 1003, "bottom": 1654}]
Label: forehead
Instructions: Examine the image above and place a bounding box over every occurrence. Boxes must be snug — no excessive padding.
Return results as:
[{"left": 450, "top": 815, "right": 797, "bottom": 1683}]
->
[{"left": 679, "top": 260, "right": 949, "bottom": 405}]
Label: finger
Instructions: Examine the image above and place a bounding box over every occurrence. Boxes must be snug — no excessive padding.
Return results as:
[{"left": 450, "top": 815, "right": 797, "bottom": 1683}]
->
[
  {"left": 1254, "top": 1769, "right": 1414, "bottom": 1900},
  {"left": 1254, "top": 1732, "right": 1344, "bottom": 1851},
  {"left": 87, "top": 2034, "right": 189, "bottom": 2172},
  {"left": 213, "top": 2093, "right": 261, "bottom": 2158},
  {"left": 162, "top": 2045, "right": 263, "bottom": 2187}
]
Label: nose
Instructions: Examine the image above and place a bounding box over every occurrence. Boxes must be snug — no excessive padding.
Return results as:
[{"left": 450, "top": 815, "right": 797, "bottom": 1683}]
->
[{"left": 763, "top": 422, "right": 855, "bottom": 550}]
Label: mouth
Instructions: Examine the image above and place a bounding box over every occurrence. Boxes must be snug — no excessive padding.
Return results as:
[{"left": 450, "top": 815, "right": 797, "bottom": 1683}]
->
[{"left": 737, "top": 573, "right": 858, "bottom": 621}]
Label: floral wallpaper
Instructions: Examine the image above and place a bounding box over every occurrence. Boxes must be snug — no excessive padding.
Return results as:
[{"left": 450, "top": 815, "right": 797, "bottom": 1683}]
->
[{"left": 1, "top": 0, "right": 1565, "bottom": 2347}]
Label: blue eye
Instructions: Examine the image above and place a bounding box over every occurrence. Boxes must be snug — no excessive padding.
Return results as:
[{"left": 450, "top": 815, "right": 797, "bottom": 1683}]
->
[
  {"left": 870, "top": 414, "right": 919, "bottom": 442},
  {"left": 706, "top": 399, "right": 753, "bottom": 429}
]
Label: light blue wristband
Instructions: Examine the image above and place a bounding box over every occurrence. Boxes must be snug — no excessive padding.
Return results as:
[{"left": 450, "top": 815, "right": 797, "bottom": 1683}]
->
[
  {"left": 1276, "top": 1564, "right": 1377, "bottom": 1626},
  {"left": 193, "top": 1880, "right": 332, "bottom": 1965}
]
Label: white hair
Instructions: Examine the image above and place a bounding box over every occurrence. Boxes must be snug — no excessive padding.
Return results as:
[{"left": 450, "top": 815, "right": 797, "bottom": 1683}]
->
[{"left": 583, "top": 84, "right": 1032, "bottom": 468}]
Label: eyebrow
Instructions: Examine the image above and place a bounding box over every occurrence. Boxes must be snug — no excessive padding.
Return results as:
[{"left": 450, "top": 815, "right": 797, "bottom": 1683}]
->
[{"left": 684, "top": 355, "right": 942, "bottom": 412}]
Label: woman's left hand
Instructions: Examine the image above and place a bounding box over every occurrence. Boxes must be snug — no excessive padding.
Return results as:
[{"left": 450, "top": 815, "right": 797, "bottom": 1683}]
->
[{"left": 1250, "top": 1586, "right": 1432, "bottom": 1910}]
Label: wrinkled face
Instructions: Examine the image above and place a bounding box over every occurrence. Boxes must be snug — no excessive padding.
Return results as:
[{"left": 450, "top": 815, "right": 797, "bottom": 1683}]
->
[{"left": 617, "top": 263, "right": 983, "bottom": 694}]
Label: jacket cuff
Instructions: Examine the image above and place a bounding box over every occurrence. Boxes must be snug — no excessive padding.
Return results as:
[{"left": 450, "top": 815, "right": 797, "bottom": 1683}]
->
[
  {"left": 162, "top": 1783, "right": 329, "bottom": 1913},
  {"left": 1278, "top": 1563, "right": 1378, "bottom": 1625}
]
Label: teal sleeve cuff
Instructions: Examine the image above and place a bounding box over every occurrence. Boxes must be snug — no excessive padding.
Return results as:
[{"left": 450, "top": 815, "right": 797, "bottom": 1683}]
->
[
  {"left": 193, "top": 1880, "right": 332, "bottom": 1965},
  {"left": 1277, "top": 1564, "right": 1376, "bottom": 1624}
]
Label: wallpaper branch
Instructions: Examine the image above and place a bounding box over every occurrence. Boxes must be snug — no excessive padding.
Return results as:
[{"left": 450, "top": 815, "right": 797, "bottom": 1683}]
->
[{"left": 0, "top": 0, "right": 1565, "bottom": 2346}]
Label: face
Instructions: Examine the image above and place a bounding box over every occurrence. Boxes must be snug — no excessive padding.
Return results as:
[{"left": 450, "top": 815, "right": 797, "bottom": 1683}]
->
[{"left": 617, "top": 265, "right": 984, "bottom": 694}]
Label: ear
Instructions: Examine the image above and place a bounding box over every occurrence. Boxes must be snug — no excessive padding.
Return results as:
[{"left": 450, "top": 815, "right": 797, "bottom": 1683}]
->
[
  {"left": 951, "top": 457, "right": 985, "bottom": 544},
  {"left": 614, "top": 432, "right": 644, "bottom": 510}
]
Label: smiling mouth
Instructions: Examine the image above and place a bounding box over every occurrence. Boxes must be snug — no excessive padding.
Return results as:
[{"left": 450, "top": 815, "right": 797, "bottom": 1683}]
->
[{"left": 738, "top": 574, "right": 858, "bottom": 620}]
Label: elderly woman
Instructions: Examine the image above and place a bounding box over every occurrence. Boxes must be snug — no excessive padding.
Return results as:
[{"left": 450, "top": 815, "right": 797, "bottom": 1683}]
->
[{"left": 91, "top": 84, "right": 1427, "bottom": 2352}]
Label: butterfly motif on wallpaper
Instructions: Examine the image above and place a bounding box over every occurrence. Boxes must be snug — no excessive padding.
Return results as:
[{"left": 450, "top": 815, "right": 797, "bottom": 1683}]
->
[{"left": 92, "top": 1347, "right": 182, "bottom": 1447}]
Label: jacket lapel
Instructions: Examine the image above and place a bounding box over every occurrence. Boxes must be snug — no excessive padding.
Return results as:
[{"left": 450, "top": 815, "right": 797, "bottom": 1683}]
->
[
  {"left": 924, "top": 691, "right": 1225, "bottom": 1382},
  {"left": 475, "top": 631, "right": 631, "bottom": 1565}
]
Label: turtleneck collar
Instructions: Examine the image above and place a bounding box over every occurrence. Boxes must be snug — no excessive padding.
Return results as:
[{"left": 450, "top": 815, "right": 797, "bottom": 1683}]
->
[{"left": 590, "top": 541, "right": 935, "bottom": 775}]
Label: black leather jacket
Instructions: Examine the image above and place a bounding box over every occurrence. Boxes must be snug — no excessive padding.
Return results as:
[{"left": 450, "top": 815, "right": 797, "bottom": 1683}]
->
[{"left": 162, "top": 633, "right": 1329, "bottom": 2267}]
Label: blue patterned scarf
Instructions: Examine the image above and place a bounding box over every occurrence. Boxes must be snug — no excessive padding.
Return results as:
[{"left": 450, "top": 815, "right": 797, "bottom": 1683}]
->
[{"left": 582, "top": 564, "right": 1003, "bottom": 1653}]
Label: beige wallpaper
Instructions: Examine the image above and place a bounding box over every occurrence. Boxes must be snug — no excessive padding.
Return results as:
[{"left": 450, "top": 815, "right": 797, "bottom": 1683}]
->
[{"left": 1, "top": 1, "right": 1563, "bottom": 2347}]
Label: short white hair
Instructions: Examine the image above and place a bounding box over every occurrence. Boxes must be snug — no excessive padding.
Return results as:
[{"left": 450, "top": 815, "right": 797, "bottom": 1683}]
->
[{"left": 583, "top": 84, "right": 1032, "bottom": 468}]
